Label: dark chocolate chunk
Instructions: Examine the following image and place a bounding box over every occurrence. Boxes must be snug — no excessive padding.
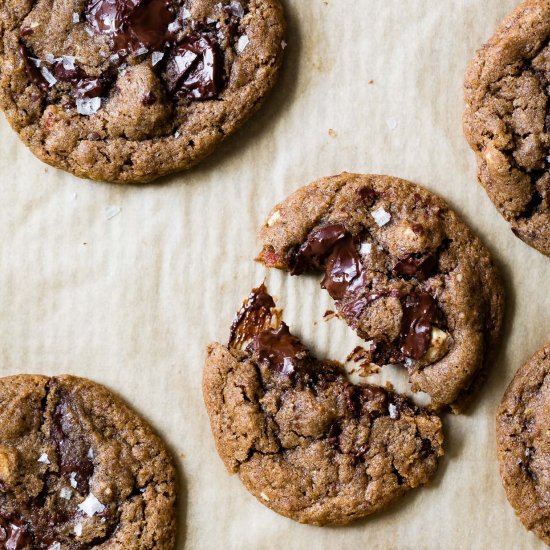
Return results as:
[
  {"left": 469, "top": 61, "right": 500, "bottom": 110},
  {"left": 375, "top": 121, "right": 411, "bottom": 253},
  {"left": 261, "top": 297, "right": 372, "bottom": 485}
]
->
[
  {"left": 288, "top": 224, "right": 348, "bottom": 275},
  {"left": 75, "top": 78, "right": 106, "bottom": 99},
  {"left": 228, "top": 284, "right": 277, "bottom": 350},
  {"left": 164, "top": 32, "right": 223, "bottom": 99},
  {"left": 18, "top": 43, "right": 48, "bottom": 90},
  {"left": 399, "top": 290, "right": 441, "bottom": 360},
  {"left": 86, "top": 0, "right": 176, "bottom": 53},
  {"left": 51, "top": 396, "right": 94, "bottom": 495},
  {"left": 19, "top": 26, "right": 34, "bottom": 37},
  {"left": 250, "top": 323, "right": 308, "bottom": 376},
  {"left": 141, "top": 91, "right": 157, "bottom": 105},
  {"left": 357, "top": 186, "right": 377, "bottom": 206},
  {"left": 321, "top": 234, "right": 362, "bottom": 301},
  {"left": 53, "top": 61, "right": 86, "bottom": 83},
  {"left": 0, "top": 518, "right": 30, "bottom": 550},
  {"left": 393, "top": 253, "right": 437, "bottom": 281}
]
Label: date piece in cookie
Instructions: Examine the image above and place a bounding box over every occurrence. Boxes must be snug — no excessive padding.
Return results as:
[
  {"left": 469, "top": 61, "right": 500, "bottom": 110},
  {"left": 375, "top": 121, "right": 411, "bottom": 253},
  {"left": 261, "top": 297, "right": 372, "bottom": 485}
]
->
[
  {"left": 203, "top": 284, "right": 444, "bottom": 526},
  {"left": 0, "top": 0, "right": 285, "bottom": 183},
  {"left": 464, "top": 0, "right": 550, "bottom": 256},
  {"left": 497, "top": 344, "right": 550, "bottom": 545},
  {"left": 258, "top": 173, "right": 504, "bottom": 412},
  {"left": 0, "top": 375, "right": 177, "bottom": 549}
]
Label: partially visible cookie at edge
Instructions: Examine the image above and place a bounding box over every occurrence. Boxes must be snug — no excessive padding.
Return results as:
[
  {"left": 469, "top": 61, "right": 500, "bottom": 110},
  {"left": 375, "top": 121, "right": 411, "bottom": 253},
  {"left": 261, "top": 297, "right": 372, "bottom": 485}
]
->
[
  {"left": 257, "top": 173, "right": 505, "bottom": 412},
  {"left": 0, "top": 0, "right": 285, "bottom": 183},
  {"left": 497, "top": 344, "right": 550, "bottom": 545},
  {"left": 0, "top": 374, "right": 177, "bottom": 549},
  {"left": 203, "top": 284, "right": 444, "bottom": 526},
  {"left": 464, "top": 0, "right": 550, "bottom": 256}
]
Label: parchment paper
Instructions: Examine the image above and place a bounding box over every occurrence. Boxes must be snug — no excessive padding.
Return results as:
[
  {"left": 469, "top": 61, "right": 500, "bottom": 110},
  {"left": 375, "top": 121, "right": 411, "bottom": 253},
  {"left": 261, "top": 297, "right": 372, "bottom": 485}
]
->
[{"left": 0, "top": 1, "right": 548, "bottom": 548}]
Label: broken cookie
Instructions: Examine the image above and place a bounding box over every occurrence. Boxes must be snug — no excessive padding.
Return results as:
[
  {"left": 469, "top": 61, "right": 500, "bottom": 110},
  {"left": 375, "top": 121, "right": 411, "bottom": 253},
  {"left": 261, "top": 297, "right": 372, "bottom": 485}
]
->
[
  {"left": 203, "top": 284, "right": 444, "bottom": 526},
  {"left": 258, "top": 173, "right": 504, "bottom": 412}
]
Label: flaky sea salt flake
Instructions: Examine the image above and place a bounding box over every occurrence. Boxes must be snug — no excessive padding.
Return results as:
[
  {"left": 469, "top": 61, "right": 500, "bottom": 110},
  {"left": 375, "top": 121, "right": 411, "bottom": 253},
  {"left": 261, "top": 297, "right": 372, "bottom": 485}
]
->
[
  {"left": 85, "top": 26, "right": 94, "bottom": 36},
  {"left": 134, "top": 46, "right": 148, "bottom": 56},
  {"left": 386, "top": 116, "right": 398, "bottom": 130},
  {"left": 41, "top": 67, "right": 57, "bottom": 87},
  {"left": 73, "top": 12, "right": 80, "bottom": 23},
  {"left": 359, "top": 242, "right": 372, "bottom": 255},
  {"left": 78, "top": 493, "right": 106, "bottom": 517},
  {"left": 76, "top": 97, "right": 101, "bottom": 116},
  {"left": 48, "top": 543, "right": 61, "bottom": 550},
  {"left": 60, "top": 487, "right": 72, "bottom": 500},
  {"left": 388, "top": 403, "right": 399, "bottom": 419},
  {"left": 61, "top": 55, "right": 76, "bottom": 70},
  {"left": 87, "top": 447, "right": 94, "bottom": 459},
  {"left": 281, "top": 40, "right": 287, "bottom": 49},
  {"left": 69, "top": 472, "right": 78, "bottom": 488},
  {"left": 74, "top": 522, "right": 83, "bottom": 536},
  {"left": 371, "top": 207, "right": 391, "bottom": 227},
  {"left": 151, "top": 51, "right": 164, "bottom": 66},
  {"left": 236, "top": 34, "right": 249, "bottom": 54},
  {"left": 30, "top": 57, "right": 41, "bottom": 67},
  {"left": 105, "top": 205, "right": 121, "bottom": 220},
  {"left": 38, "top": 453, "right": 50, "bottom": 464},
  {"left": 44, "top": 53, "right": 55, "bottom": 64}
]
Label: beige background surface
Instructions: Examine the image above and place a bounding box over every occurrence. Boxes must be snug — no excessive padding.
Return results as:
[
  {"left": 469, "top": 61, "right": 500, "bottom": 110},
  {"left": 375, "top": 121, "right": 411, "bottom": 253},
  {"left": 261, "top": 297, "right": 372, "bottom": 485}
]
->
[{"left": 0, "top": 0, "right": 547, "bottom": 548}]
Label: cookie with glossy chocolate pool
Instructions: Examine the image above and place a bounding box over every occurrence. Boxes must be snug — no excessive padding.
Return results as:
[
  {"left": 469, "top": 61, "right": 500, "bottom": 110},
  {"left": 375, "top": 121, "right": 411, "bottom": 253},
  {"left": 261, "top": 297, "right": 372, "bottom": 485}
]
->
[
  {"left": 203, "top": 285, "right": 444, "bottom": 526},
  {"left": 0, "top": 375, "right": 177, "bottom": 549},
  {"left": 0, "top": 0, "right": 285, "bottom": 183},
  {"left": 258, "top": 173, "right": 504, "bottom": 412},
  {"left": 464, "top": 0, "right": 550, "bottom": 256},
  {"left": 497, "top": 344, "right": 550, "bottom": 545}
]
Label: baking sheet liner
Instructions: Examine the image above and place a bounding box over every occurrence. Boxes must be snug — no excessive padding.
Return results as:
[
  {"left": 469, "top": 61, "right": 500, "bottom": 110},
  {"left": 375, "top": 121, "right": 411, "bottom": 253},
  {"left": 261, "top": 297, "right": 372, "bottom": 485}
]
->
[{"left": 0, "top": 0, "right": 547, "bottom": 548}]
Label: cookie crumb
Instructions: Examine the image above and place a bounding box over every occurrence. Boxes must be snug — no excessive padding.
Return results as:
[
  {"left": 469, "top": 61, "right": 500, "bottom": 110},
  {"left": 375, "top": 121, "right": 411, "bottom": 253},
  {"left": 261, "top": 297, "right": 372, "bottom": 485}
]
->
[{"left": 328, "top": 128, "right": 337, "bottom": 138}]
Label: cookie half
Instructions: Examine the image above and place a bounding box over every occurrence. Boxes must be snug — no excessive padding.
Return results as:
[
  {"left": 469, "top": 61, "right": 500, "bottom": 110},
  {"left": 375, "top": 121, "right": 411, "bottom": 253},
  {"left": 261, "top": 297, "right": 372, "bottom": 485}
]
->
[
  {"left": 203, "top": 285, "right": 444, "bottom": 526},
  {"left": 258, "top": 173, "right": 504, "bottom": 412},
  {"left": 497, "top": 344, "right": 550, "bottom": 545},
  {"left": 0, "top": 0, "right": 285, "bottom": 183},
  {"left": 0, "top": 375, "right": 177, "bottom": 548},
  {"left": 464, "top": 0, "right": 550, "bottom": 256}
]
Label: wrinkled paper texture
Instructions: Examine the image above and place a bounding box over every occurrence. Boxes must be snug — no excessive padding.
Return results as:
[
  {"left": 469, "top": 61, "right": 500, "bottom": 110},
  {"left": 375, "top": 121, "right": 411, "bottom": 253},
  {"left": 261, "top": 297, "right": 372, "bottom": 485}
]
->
[{"left": 0, "top": 0, "right": 547, "bottom": 548}]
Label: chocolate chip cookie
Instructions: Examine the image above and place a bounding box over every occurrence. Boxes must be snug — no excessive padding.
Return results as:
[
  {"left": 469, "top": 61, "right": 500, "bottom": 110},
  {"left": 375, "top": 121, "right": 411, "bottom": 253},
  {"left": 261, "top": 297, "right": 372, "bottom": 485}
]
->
[
  {"left": 257, "top": 173, "right": 504, "bottom": 412},
  {"left": 203, "top": 284, "right": 444, "bottom": 526},
  {"left": 497, "top": 344, "right": 550, "bottom": 545},
  {"left": 0, "top": 374, "right": 177, "bottom": 548},
  {"left": 464, "top": 0, "right": 550, "bottom": 256},
  {"left": 0, "top": 0, "right": 285, "bottom": 183}
]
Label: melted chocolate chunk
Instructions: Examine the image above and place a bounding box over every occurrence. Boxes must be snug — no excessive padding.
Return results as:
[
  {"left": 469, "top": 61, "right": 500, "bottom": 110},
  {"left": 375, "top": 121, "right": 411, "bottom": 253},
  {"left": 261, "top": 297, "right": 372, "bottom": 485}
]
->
[
  {"left": 18, "top": 43, "right": 48, "bottom": 90},
  {"left": 321, "top": 234, "right": 362, "bottom": 301},
  {"left": 229, "top": 284, "right": 277, "bottom": 349},
  {"left": 53, "top": 62, "right": 86, "bottom": 83},
  {"left": 0, "top": 518, "right": 30, "bottom": 550},
  {"left": 357, "top": 186, "right": 377, "bottom": 206},
  {"left": 86, "top": 0, "right": 176, "bottom": 53},
  {"left": 251, "top": 323, "right": 308, "bottom": 376},
  {"left": 393, "top": 253, "right": 437, "bottom": 281},
  {"left": 141, "top": 91, "right": 157, "bottom": 105},
  {"left": 399, "top": 290, "right": 442, "bottom": 360},
  {"left": 164, "top": 32, "right": 223, "bottom": 99},
  {"left": 289, "top": 224, "right": 348, "bottom": 275},
  {"left": 75, "top": 77, "right": 107, "bottom": 99},
  {"left": 51, "top": 396, "right": 94, "bottom": 495}
]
